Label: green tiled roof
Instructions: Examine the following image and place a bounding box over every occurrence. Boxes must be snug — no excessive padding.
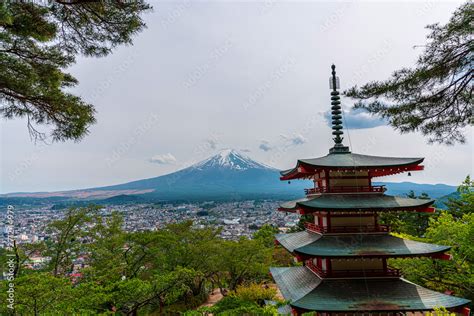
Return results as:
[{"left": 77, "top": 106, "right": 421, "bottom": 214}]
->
[
  {"left": 276, "top": 231, "right": 321, "bottom": 253},
  {"left": 280, "top": 194, "right": 434, "bottom": 211},
  {"left": 280, "top": 152, "right": 423, "bottom": 176},
  {"left": 270, "top": 267, "right": 322, "bottom": 302},
  {"left": 276, "top": 231, "right": 450, "bottom": 257},
  {"left": 271, "top": 267, "right": 470, "bottom": 312}
]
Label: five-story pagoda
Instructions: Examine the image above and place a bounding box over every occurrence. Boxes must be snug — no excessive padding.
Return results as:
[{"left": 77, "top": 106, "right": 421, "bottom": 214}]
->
[{"left": 270, "top": 65, "right": 470, "bottom": 315}]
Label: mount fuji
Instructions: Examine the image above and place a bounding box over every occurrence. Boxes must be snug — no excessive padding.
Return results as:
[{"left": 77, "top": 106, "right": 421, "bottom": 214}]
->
[
  {"left": 1, "top": 149, "right": 456, "bottom": 205},
  {"left": 96, "top": 149, "right": 309, "bottom": 201},
  {"left": 2, "top": 150, "right": 309, "bottom": 204}
]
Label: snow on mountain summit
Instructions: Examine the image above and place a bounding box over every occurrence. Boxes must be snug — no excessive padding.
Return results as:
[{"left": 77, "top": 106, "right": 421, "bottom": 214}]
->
[{"left": 192, "top": 149, "right": 274, "bottom": 171}]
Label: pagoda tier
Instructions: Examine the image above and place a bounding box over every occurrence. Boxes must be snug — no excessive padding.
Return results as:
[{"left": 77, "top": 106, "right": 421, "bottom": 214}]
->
[
  {"left": 276, "top": 231, "right": 451, "bottom": 259},
  {"left": 270, "top": 266, "right": 470, "bottom": 313},
  {"left": 279, "top": 194, "right": 435, "bottom": 214},
  {"left": 281, "top": 153, "right": 425, "bottom": 180}
]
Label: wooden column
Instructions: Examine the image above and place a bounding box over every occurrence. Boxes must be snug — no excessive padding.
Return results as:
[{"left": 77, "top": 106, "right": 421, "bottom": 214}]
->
[{"left": 326, "top": 169, "right": 330, "bottom": 192}]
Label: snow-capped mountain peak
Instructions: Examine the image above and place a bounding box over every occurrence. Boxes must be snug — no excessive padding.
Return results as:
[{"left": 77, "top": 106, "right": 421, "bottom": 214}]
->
[{"left": 192, "top": 149, "right": 274, "bottom": 171}]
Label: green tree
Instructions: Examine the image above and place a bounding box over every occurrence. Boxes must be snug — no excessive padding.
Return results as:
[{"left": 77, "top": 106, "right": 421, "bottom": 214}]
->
[
  {"left": 0, "top": 240, "right": 46, "bottom": 278},
  {"left": 82, "top": 211, "right": 128, "bottom": 284},
  {"left": 345, "top": 2, "right": 473, "bottom": 144},
  {"left": 151, "top": 221, "right": 223, "bottom": 301},
  {"left": 215, "top": 237, "right": 272, "bottom": 292},
  {"left": 253, "top": 224, "right": 279, "bottom": 248},
  {"left": 391, "top": 212, "right": 473, "bottom": 300},
  {"left": 380, "top": 191, "right": 432, "bottom": 236},
  {"left": 0, "top": 1, "right": 150, "bottom": 141},
  {"left": 109, "top": 268, "right": 199, "bottom": 316},
  {"left": 0, "top": 212, "right": 283, "bottom": 314},
  {"left": 45, "top": 206, "right": 97, "bottom": 276},
  {"left": 0, "top": 273, "right": 75, "bottom": 315},
  {"left": 445, "top": 175, "right": 473, "bottom": 218}
]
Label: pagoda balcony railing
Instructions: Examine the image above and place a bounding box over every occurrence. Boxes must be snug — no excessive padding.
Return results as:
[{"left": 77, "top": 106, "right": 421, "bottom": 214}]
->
[
  {"left": 304, "top": 185, "right": 386, "bottom": 195},
  {"left": 304, "top": 222, "right": 389, "bottom": 234},
  {"left": 306, "top": 261, "right": 400, "bottom": 278}
]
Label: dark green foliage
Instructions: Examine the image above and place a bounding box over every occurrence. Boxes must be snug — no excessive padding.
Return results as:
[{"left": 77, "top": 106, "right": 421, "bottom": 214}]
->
[
  {"left": 0, "top": 211, "right": 277, "bottom": 315},
  {"left": 389, "top": 177, "right": 474, "bottom": 301},
  {"left": 345, "top": 2, "right": 473, "bottom": 144},
  {"left": 381, "top": 177, "right": 473, "bottom": 237},
  {"left": 6, "top": 273, "right": 76, "bottom": 314},
  {"left": 0, "top": 1, "right": 150, "bottom": 141},
  {"left": 390, "top": 211, "right": 474, "bottom": 301},
  {"left": 444, "top": 175, "right": 474, "bottom": 218},
  {"left": 253, "top": 224, "right": 279, "bottom": 247},
  {"left": 379, "top": 191, "right": 432, "bottom": 236},
  {"left": 213, "top": 237, "right": 273, "bottom": 291}
]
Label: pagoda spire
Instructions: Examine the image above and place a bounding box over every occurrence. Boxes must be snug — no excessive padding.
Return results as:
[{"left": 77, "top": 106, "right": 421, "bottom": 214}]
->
[{"left": 329, "top": 64, "right": 350, "bottom": 154}]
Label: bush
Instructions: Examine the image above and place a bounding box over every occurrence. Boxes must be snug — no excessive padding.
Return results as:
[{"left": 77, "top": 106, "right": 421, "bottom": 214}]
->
[{"left": 230, "top": 283, "right": 276, "bottom": 305}]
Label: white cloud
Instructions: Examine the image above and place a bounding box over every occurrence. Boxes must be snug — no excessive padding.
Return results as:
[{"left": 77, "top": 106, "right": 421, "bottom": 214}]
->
[
  {"left": 205, "top": 138, "right": 218, "bottom": 150},
  {"left": 280, "top": 134, "right": 307, "bottom": 146},
  {"left": 149, "top": 153, "right": 177, "bottom": 165},
  {"left": 259, "top": 140, "right": 273, "bottom": 152},
  {"left": 324, "top": 108, "right": 387, "bottom": 130}
]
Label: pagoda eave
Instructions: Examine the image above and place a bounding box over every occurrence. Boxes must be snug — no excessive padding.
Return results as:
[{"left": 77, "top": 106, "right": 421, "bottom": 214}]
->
[
  {"left": 276, "top": 231, "right": 452, "bottom": 259},
  {"left": 282, "top": 205, "right": 436, "bottom": 215},
  {"left": 292, "top": 249, "right": 451, "bottom": 260},
  {"left": 278, "top": 195, "right": 435, "bottom": 214},
  {"left": 280, "top": 156, "right": 425, "bottom": 181},
  {"left": 270, "top": 267, "right": 470, "bottom": 313}
]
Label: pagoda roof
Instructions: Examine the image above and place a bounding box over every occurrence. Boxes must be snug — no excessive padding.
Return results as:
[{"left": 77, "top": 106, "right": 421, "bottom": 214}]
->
[
  {"left": 270, "top": 266, "right": 470, "bottom": 312},
  {"left": 279, "top": 194, "right": 434, "bottom": 212},
  {"left": 276, "top": 231, "right": 450, "bottom": 258},
  {"left": 280, "top": 152, "right": 424, "bottom": 180}
]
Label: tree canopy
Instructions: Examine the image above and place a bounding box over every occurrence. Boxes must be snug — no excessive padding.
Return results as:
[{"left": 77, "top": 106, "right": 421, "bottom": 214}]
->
[
  {"left": 0, "top": 210, "right": 286, "bottom": 315},
  {"left": 0, "top": 1, "right": 150, "bottom": 141},
  {"left": 389, "top": 176, "right": 474, "bottom": 301},
  {"left": 345, "top": 2, "right": 473, "bottom": 144}
]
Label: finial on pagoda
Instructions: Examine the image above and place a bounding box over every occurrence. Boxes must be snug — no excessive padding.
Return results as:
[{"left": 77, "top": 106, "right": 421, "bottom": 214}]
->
[{"left": 329, "top": 64, "right": 350, "bottom": 154}]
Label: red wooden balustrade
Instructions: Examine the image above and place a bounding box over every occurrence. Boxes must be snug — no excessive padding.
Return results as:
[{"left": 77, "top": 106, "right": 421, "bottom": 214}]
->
[
  {"left": 305, "top": 185, "right": 386, "bottom": 195},
  {"left": 306, "top": 260, "right": 401, "bottom": 278},
  {"left": 304, "top": 222, "right": 389, "bottom": 234}
]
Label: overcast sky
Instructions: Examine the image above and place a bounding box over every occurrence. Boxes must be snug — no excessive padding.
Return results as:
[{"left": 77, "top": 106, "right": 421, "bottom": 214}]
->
[{"left": 1, "top": 1, "right": 472, "bottom": 193}]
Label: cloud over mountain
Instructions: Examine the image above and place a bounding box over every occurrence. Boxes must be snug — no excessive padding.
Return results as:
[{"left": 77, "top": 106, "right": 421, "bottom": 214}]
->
[
  {"left": 149, "top": 153, "right": 177, "bottom": 164},
  {"left": 259, "top": 140, "right": 274, "bottom": 152}
]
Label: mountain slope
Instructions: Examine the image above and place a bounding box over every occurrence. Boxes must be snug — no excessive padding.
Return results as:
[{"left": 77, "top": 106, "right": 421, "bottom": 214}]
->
[
  {"left": 1, "top": 149, "right": 456, "bottom": 204},
  {"left": 373, "top": 182, "right": 456, "bottom": 199},
  {"left": 98, "top": 149, "right": 309, "bottom": 200}
]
